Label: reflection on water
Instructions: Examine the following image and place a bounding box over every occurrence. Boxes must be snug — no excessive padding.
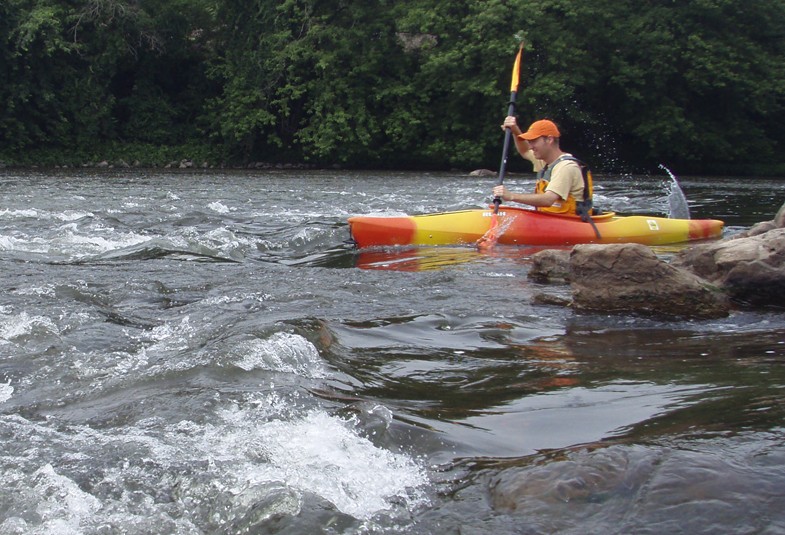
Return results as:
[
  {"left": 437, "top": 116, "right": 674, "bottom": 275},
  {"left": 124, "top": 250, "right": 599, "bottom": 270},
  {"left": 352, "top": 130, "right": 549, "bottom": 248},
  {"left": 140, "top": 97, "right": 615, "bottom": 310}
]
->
[
  {"left": 355, "top": 247, "right": 482, "bottom": 271},
  {"left": 353, "top": 245, "right": 571, "bottom": 271}
]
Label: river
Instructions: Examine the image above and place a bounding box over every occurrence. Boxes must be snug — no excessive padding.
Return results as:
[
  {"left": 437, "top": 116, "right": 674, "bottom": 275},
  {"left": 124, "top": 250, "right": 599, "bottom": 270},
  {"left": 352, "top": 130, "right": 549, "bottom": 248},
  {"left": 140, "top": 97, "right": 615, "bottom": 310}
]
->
[{"left": 1, "top": 168, "right": 784, "bottom": 534}]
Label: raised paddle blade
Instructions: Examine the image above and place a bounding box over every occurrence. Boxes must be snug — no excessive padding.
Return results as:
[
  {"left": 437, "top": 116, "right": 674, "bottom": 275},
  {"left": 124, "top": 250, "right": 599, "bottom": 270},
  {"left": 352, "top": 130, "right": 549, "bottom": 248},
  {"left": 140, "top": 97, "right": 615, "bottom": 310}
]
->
[
  {"left": 477, "top": 42, "right": 524, "bottom": 251},
  {"left": 509, "top": 42, "right": 523, "bottom": 94}
]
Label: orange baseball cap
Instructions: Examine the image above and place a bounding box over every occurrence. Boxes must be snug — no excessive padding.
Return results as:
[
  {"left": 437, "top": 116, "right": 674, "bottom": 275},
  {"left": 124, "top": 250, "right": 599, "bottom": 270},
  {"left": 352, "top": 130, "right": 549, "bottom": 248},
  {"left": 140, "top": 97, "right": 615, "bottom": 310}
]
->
[{"left": 518, "top": 119, "right": 561, "bottom": 140}]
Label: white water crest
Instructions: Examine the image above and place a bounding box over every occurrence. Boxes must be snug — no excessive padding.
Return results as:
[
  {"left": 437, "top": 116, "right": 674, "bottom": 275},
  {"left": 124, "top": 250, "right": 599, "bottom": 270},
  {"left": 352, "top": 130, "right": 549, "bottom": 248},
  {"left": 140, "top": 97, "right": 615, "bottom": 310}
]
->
[
  {"left": 234, "top": 332, "right": 327, "bottom": 378},
  {"left": 0, "top": 395, "right": 430, "bottom": 531},
  {"left": 220, "top": 408, "right": 430, "bottom": 520},
  {"left": 0, "top": 382, "right": 13, "bottom": 402},
  {"left": 208, "top": 200, "right": 232, "bottom": 213},
  {"left": 0, "top": 311, "right": 60, "bottom": 342}
]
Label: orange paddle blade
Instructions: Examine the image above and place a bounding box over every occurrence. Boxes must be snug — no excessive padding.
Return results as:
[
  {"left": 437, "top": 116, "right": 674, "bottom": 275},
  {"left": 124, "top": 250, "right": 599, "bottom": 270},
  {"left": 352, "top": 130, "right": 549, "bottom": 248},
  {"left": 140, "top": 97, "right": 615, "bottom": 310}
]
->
[{"left": 476, "top": 213, "right": 499, "bottom": 251}]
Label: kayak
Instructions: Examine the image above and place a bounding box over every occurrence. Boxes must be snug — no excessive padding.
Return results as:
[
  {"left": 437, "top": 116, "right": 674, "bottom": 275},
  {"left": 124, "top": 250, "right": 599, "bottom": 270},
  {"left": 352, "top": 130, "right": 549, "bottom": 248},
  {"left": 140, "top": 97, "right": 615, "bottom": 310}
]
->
[{"left": 348, "top": 206, "right": 724, "bottom": 248}]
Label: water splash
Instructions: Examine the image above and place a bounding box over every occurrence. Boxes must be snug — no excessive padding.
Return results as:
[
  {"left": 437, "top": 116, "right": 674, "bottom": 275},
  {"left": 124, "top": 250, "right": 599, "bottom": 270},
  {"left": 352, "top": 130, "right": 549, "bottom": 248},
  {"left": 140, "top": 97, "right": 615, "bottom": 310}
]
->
[
  {"left": 658, "top": 164, "right": 691, "bottom": 220},
  {"left": 234, "top": 332, "right": 327, "bottom": 378},
  {"left": 0, "top": 382, "right": 13, "bottom": 403}
]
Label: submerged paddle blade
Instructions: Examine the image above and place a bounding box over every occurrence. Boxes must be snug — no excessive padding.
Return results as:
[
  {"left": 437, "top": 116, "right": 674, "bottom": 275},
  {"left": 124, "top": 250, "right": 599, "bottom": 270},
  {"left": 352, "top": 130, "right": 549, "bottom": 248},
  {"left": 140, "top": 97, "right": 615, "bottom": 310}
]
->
[
  {"left": 477, "top": 203, "right": 517, "bottom": 250},
  {"left": 476, "top": 212, "right": 500, "bottom": 251}
]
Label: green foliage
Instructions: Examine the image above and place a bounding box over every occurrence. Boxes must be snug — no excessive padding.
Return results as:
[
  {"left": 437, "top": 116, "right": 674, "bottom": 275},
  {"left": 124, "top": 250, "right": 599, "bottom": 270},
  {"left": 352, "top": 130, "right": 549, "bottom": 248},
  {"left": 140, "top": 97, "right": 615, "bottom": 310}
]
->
[{"left": 1, "top": 0, "right": 785, "bottom": 173}]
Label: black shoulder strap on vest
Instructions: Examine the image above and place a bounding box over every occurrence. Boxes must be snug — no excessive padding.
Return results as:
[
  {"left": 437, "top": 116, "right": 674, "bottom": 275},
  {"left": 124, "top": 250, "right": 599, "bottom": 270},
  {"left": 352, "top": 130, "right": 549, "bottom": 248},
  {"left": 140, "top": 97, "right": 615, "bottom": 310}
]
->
[
  {"left": 539, "top": 155, "right": 601, "bottom": 239},
  {"left": 563, "top": 156, "right": 602, "bottom": 240}
]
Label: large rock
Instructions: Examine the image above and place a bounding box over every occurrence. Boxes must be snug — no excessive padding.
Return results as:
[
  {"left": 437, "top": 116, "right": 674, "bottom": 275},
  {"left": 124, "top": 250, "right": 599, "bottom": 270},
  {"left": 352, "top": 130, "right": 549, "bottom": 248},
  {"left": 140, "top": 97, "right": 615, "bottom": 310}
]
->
[
  {"left": 570, "top": 243, "right": 729, "bottom": 319},
  {"left": 672, "top": 227, "right": 785, "bottom": 307},
  {"left": 528, "top": 249, "right": 572, "bottom": 283}
]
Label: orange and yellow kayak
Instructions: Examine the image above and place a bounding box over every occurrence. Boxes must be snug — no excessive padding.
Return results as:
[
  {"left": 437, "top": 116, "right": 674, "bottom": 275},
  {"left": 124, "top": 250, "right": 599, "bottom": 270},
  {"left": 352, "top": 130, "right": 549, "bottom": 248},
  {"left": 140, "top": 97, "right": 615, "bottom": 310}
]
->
[{"left": 348, "top": 206, "right": 724, "bottom": 248}]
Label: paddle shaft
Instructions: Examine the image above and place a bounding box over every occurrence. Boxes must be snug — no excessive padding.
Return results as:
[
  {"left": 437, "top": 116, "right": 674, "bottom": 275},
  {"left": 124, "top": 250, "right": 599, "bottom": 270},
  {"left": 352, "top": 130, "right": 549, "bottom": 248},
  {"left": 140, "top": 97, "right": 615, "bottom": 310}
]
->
[
  {"left": 493, "top": 96, "right": 518, "bottom": 214},
  {"left": 493, "top": 43, "right": 523, "bottom": 214}
]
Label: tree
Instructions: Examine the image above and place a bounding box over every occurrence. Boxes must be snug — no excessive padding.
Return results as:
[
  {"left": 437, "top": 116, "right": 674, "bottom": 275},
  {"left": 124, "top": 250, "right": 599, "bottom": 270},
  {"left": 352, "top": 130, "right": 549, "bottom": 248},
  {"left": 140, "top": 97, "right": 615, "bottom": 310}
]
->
[{"left": 2, "top": 0, "right": 785, "bottom": 172}]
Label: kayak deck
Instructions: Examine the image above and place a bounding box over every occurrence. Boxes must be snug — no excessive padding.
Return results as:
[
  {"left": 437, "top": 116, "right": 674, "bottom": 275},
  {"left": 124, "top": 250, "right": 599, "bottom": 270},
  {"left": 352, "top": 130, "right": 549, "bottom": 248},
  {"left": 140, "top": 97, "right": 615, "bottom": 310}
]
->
[{"left": 348, "top": 206, "right": 724, "bottom": 248}]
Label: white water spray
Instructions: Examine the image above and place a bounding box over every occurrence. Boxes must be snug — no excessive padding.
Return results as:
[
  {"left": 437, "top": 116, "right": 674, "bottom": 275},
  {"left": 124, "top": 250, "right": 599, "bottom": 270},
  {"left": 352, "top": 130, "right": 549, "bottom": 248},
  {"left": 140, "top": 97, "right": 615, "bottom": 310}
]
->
[{"left": 658, "top": 164, "right": 691, "bottom": 220}]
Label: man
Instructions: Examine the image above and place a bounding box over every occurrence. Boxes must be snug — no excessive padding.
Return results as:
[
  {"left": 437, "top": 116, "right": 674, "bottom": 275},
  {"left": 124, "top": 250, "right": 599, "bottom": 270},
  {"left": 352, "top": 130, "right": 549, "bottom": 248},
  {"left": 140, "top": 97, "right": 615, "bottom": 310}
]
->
[{"left": 493, "top": 117, "right": 585, "bottom": 215}]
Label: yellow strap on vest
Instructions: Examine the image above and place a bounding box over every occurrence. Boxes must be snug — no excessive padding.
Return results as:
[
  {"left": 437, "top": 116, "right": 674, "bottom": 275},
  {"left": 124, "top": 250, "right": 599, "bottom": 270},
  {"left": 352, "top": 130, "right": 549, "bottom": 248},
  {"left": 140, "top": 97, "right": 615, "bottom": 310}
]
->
[{"left": 534, "top": 178, "right": 577, "bottom": 215}]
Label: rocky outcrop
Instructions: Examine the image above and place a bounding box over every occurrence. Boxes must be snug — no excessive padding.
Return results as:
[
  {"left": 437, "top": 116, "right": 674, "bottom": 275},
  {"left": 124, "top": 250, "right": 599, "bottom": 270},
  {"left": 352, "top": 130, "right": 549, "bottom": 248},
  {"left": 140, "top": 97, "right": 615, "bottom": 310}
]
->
[
  {"left": 569, "top": 243, "right": 729, "bottom": 318},
  {"left": 528, "top": 200, "right": 785, "bottom": 317},
  {"left": 726, "top": 202, "right": 785, "bottom": 238},
  {"left": 671, "top": 227, "right": 785, "bottom": 307}
]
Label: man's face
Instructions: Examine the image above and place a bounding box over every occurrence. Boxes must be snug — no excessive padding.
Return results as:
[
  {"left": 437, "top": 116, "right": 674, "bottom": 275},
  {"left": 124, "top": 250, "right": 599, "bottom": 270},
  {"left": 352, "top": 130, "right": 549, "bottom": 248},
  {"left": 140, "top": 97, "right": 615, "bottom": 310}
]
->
[{"left": 528, "top": 136, "right": 550, "bottom": 159}]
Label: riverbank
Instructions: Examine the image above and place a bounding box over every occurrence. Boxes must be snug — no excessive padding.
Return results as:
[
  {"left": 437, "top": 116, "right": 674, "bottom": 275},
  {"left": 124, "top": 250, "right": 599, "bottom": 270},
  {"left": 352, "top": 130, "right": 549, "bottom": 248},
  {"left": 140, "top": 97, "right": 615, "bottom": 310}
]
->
[
  {"left": 0, "top": 142, "right": 326, "bottom": 171},
  {"left": 4, "top": 144, "right": 785, "bottom": 176}
]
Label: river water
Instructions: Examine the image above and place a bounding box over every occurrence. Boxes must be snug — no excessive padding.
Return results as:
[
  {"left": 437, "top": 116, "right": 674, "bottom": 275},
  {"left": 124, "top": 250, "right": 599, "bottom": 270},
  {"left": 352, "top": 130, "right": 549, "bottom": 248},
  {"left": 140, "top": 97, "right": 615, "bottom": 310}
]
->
[{"left": 1, "top": 168, "right": 784, "bottom": 534}]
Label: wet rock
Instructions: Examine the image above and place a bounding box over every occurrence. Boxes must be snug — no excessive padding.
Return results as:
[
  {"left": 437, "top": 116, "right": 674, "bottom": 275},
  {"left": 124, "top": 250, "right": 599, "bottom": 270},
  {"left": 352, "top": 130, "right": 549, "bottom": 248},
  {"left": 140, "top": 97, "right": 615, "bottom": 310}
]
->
[
  {"left": 776, "top": 201, "right": 785, "bottom": 227},
  {"left": 529, "top": 249, "right": 571, "bottom": 283},
  {"left": 729, "top": 200, "right": 785, "bottom": 238},
  {"left": 527, "top": 202, "right": 785, "bottom": 314},
  {"left": 532, "top": 292, "right": 572, "bottom": 307},
  {"left": 570, "top": 243, "right": 729, "bottom": 319},
  {"left": 672, "top": 227, "right": 785, "bottom": 307},
  {"left": 469, "top": 169, "right": 496, "bottom": 177}
]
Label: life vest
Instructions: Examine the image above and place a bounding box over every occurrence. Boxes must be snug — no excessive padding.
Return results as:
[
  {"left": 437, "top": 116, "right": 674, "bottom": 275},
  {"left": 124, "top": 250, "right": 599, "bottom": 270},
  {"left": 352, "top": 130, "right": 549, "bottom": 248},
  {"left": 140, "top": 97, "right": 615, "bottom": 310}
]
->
[{"left": 534, "top": 155, "right": 594, "bottom": 219}]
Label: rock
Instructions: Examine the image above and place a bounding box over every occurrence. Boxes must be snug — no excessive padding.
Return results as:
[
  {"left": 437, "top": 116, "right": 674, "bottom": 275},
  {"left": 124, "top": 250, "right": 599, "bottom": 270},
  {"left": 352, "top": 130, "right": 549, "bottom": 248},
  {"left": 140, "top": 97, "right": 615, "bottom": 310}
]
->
[
  {"left": 774, "top": 201, "right": 785, "bottom": 227},
  {"left": 736, "top": 220, "right": 779, "bottom": 237},
  {"left": 529, "top": 211, "right": 785, "bottom": 314},
  {"left": 724, "top": 260, "right": 785, "bottom": 306},
  {"left": 532, "top": 292, "right": 571, "bottom": 307},
  {"left": 469, "top": 169, "right": 496, "bottom": 177},
  {"left": 570, "top": 243, "right": 729, "bottom": 319},
  {"left": 672, "top": 227, "right": 785, "bottom": 307},
  {"left": 729, "top": 200, "right": 785, "bottom": 238},
  {"left": 529, "top": 249, "right": 571, "bottom": 283},
  {"left": 489, "top": 445, "right": 654, "bottom": 513}
]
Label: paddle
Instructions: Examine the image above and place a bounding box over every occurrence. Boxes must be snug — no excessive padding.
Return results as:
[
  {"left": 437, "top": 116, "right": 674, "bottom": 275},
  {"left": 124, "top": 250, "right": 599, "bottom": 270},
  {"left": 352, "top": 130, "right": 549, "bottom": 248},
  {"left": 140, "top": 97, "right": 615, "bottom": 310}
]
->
[{"left": 477, "top": 42, "right": 524, "bottom": 251}]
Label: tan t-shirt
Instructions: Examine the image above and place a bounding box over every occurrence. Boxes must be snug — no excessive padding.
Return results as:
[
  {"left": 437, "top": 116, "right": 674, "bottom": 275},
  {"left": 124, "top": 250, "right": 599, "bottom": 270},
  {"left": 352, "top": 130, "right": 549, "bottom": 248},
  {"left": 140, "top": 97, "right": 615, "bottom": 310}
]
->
[{"left": 544, "top": 155, "right": 584, "bottom": 202}]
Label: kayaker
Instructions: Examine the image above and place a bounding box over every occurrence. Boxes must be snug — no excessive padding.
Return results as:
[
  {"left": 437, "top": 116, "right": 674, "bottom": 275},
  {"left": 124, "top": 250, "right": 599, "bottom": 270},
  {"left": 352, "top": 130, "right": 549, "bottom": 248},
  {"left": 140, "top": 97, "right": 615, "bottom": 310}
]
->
[{"left": 492, "top": 118, "right": 585, "bottom": 215}]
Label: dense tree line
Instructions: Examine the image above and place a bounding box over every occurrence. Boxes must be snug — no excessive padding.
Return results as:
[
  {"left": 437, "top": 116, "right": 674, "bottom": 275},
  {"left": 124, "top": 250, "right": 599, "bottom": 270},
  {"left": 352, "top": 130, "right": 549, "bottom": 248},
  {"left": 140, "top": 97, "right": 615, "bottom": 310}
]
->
[{"left": 2, "top": 0, "right": 784, "bottom": 173}]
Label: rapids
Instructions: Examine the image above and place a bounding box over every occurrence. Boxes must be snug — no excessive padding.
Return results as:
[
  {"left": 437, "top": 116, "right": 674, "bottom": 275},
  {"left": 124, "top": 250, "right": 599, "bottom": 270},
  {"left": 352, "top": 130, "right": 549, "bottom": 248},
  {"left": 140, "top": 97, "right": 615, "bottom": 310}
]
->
[{"left": 0, "top": 168, "right": 784, "bottom": 534}]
